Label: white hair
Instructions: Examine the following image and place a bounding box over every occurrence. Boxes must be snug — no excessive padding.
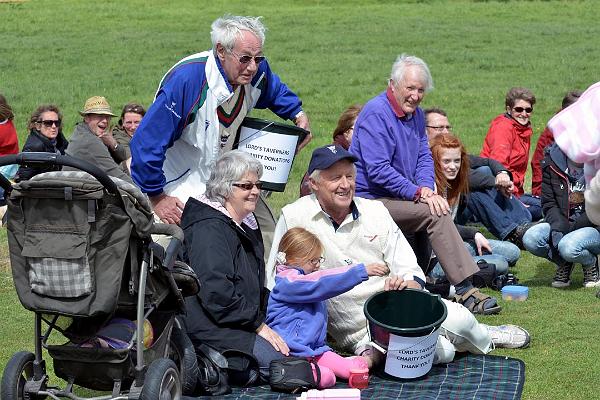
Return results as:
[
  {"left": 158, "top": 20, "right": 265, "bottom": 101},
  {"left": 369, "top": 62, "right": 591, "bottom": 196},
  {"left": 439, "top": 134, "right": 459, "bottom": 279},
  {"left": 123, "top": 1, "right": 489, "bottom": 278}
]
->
[
  {"left": 390, "top": 53, "right": 434, "bottom": 92},
  {"left": 210, "top": 14, "right": 266, "bottom": 51},
  {"left": 205, "top": 150, "right": 263, "bottom": 206}
]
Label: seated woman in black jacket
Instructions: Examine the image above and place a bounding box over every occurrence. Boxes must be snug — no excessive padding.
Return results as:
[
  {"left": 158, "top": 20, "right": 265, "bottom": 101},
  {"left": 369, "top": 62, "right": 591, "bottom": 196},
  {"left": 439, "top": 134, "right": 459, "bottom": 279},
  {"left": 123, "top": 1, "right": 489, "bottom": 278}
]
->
[
  {"left": 15, "top": 104, "right": 68, "bottom": 181},
  {"left": 181, "top": 150, "right": 289, "bottom": 384}
]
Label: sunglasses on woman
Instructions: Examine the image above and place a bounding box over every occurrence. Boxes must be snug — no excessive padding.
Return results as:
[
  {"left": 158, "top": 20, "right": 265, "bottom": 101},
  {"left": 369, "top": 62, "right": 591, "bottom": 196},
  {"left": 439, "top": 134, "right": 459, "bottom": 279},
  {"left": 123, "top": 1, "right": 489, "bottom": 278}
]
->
[
  {"left": 38, "top": 119, "right": 61, "bottom": 128},
  {"left": 513, "top": 106, "right": 533, "bottom": 113},
  {"left": 232, "top": 181, "right": 263, "bottom": 191}
]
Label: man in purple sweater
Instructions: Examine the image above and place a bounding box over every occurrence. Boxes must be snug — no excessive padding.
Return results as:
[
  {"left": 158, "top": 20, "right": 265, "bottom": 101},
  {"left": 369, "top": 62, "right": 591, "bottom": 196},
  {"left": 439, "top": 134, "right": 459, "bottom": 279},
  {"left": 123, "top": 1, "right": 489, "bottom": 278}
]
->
[{"left": 349, "top": 54, "right": 500, "bottom": 315}]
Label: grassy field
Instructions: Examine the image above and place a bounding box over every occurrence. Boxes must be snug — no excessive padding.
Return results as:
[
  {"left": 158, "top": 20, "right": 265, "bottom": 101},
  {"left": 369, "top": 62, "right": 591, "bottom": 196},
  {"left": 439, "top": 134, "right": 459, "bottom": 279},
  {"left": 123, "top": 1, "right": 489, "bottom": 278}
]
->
[{"left": 2, "top": 0, "right": 600, "bottom": 398}]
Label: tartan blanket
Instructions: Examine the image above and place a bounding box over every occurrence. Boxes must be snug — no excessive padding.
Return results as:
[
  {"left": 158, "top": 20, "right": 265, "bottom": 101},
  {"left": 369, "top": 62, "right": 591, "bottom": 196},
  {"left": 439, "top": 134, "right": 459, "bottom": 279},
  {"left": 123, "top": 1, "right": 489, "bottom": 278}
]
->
[{"left": 187, "top": 354, "right": 525, "bottom": 400}]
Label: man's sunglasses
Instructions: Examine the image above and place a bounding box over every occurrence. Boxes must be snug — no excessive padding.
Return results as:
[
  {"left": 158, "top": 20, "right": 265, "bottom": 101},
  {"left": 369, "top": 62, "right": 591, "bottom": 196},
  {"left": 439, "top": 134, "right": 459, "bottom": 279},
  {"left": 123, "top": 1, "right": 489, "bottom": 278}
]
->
[
  {"left": 229, "top": 50, "right": 265, "bottom": 65},
  {"left": 232, "top": 181, "right": 263, "bottom": 191},
  {"left": 38, "top": 119, "right": 61, "bottom": 128},
  {"left": 513, "top": 106, "right": 533, "bottom": 113}
]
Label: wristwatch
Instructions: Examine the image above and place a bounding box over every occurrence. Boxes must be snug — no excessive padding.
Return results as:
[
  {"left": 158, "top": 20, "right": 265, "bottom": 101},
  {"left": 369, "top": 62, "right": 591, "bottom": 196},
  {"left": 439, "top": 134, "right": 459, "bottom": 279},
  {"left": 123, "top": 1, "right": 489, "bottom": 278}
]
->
[{"left": 292, "top": 110, "right": 305, "bottom": 124}]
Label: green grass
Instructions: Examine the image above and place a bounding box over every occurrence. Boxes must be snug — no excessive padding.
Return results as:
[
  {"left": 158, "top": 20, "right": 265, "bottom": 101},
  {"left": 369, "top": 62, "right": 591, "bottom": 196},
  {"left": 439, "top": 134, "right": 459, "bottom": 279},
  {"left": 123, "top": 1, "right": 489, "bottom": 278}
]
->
[{"left": 2, "top": 0, "right": 600, "bottom": 399}]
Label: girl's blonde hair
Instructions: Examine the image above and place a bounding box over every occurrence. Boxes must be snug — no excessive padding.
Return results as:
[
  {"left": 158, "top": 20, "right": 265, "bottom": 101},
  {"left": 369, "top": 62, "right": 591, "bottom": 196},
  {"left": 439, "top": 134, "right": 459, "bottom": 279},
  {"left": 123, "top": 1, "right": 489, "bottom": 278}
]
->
[{"left": 278, "top": 227, "right": 324, "bottom": 266}]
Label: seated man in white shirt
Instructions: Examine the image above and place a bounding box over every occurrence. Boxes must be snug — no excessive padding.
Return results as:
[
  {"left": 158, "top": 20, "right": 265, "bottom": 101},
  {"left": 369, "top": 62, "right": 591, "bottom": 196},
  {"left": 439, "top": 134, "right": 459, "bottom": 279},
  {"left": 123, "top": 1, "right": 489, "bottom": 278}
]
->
[{"left": 266, "top": 145, "right": 530, "bottom": 366}]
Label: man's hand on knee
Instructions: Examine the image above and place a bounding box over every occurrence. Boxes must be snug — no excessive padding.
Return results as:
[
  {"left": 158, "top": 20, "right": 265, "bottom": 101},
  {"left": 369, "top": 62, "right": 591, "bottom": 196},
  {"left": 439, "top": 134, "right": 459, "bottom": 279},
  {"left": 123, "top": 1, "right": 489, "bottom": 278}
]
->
[{"left": 420, "top": 194, "right": 450, "bottom": 216}]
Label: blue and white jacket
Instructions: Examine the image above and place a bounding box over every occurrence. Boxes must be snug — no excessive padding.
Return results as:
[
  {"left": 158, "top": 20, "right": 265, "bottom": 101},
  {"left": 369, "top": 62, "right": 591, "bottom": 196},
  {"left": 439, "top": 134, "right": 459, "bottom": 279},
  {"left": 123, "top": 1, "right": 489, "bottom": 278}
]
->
[
  {"left": 130, "top": 50, "right": 303, "bottom": 200},
  {"left": 266, "top": 264, "right": 368, "bottom": 357}
]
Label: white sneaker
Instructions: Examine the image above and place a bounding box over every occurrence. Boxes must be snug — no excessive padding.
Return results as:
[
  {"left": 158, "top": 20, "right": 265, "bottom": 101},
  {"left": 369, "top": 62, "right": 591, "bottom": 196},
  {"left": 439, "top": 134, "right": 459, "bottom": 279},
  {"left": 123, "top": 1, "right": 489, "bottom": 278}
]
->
[{"left": 483, "top": 324, "right": 530, "bottom": 349}]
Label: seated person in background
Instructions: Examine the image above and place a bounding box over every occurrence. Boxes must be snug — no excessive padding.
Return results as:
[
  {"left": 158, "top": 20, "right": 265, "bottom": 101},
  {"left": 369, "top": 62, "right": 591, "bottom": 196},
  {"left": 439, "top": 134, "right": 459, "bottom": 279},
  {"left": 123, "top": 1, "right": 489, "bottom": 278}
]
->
[
  {"left": 349, "top": 54, "right": 499, "bottom": 314},
  {"left": 480, "top": 87, "right": 542, "bottom": 221},
  {"left": 0, "top": 94, "right": 20, "bottom": 206},
  {"left": 182, "top": 150, "right": 288, "bottom": 384},
  {"left": 428, "top": 133, "right": 520, "bottom": 283},
  {"left": 530, "top": 90, "right": 582, "bottom": 197},
  {"left": 112, "top": 102, "right": 146, "bottom": 170},
  {"left": 65, "top": 96, "right": 132, "bottom": 183},
  {"left": 425, "top": 108, "right": 532, "bottom": 248},
  {"left": 523, "top": 143, "right": 600, "bottom": 289},
  {"left": 267, "top": 227, "right": 387, "bottom": 386},
  {"left": 15, "top": 105, "right": 68, "bottom": 182},
  {"left": 267, "top": 145, "right": 530, "bottom": 368},
  {"left": 300, "top": 103, "right": 362, "bottom": 197}
]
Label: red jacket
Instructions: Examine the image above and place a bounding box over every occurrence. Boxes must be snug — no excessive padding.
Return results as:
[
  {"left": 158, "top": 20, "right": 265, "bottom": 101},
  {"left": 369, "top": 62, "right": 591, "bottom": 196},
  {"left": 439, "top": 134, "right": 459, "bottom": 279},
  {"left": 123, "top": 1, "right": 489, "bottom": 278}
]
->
[
  {"left": 530, "top": 126, "right": 554, "bottom": 197},
  {"left": 0, "top": 119, "right": 19, "bottom": 156},
  {"left": 480, "top": 114, "right": 532, "bottom": 197}
]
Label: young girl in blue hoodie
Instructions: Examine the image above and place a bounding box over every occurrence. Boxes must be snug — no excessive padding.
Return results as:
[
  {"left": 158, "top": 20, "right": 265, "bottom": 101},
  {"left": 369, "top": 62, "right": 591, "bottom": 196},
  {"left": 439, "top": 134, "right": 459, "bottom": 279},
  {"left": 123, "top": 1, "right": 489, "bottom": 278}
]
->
[{"left": 266, "top": 227, "right": 388, "bottom": 388}]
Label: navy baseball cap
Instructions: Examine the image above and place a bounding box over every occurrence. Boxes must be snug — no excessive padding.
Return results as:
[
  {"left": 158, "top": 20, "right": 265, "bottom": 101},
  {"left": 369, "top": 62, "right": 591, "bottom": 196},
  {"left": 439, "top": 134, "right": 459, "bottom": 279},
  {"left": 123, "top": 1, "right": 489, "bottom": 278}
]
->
[{"left": 307, "top": 145, "right": 358, "bottom": 175}]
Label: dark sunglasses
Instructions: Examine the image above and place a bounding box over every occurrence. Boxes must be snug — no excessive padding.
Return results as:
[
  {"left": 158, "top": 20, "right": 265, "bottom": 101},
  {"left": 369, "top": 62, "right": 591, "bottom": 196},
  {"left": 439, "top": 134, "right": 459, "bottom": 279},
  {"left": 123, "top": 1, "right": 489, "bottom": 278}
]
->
[
  {"left": 513, "top": 106, "right": 533, "bottom": 113},
  {"left": 232, "top": 181, "right": 263, "bottom": 191},
  {"left": 39, "top": 119, "right": 61, "bottom": 128},
  {"left": 229, "top": 50, "right": 265, "bottom": 65},
  {"left": 124, "top": 106, "right": 144, "bottom": 114}
]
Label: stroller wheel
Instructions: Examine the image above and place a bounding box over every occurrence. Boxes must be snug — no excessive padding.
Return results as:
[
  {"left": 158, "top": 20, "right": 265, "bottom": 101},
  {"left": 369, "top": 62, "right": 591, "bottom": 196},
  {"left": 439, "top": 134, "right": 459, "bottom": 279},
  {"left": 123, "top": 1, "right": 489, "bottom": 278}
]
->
[
  {"left": 1, "top": 351, "right": 46, "bottom": 400},
  {"left": 140, "top": 358, "right": 181, "bottom": 400},
  {"left": 169, "top": 325, "right": 199, "bottom": 395}
]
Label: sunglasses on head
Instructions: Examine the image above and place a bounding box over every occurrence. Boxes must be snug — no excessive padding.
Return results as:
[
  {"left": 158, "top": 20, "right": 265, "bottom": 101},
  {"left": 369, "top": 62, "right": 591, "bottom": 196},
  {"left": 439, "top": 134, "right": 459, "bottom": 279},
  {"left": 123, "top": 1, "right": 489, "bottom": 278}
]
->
[
  {"left": 39, "top": 119, "right": 61, "bottom": 128},
  {"left": 232, "top": 181, "right": 263, "bottom": 191},
  {"left": 229, "top": 50, "right": 265, "bottom": 65},
  {"left": 124, "top": 106, "right": 144, "bottom": 113},
  {"left": 513, "top": 106, "right": 533, "bottom": 113}
]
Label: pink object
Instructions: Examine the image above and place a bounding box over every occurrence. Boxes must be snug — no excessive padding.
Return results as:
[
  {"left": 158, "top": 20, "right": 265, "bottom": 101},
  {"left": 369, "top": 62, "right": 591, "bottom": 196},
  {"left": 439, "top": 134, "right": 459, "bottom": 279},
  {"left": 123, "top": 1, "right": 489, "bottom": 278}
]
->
[
  {"left": 296, "top": 388, "right": 361, "bottom": 399},
  {"left": 348, "top": 368, "right": 369, "bottom": 389}
]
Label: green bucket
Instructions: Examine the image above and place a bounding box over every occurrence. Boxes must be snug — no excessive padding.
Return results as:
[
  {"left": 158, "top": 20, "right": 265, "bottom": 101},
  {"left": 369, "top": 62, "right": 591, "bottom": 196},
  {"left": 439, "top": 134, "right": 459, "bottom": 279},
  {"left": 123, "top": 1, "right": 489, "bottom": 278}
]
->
[{"left": 364, "top": 289, "right": 447, "bottom": 379}]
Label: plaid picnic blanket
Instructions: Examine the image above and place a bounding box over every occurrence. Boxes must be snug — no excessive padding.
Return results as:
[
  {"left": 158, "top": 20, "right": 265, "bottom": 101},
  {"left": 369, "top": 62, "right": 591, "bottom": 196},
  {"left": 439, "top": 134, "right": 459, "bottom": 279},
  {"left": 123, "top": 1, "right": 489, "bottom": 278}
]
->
[{"left": 187, "top": 354, "right": 525, "bottom": 400}]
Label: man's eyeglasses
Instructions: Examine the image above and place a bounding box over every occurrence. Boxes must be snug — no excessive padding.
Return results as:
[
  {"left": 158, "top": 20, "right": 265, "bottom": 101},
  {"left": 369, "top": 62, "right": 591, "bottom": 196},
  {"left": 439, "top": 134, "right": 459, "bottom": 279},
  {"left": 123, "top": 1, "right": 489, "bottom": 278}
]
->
[
  {"left": 427, "top": 125, "right": 452, "bottom": 131},
  {"left": 38, "top": 120, "right": 61, "bottom": 128},
  {"left": 309, "top": 257, "right": 325, "bottom": 266},
  {"left": 513, "top": 106, "right": 533, "bottom": 113},
  {"left": 232, "top": 181, "right": 263, "bottom": 191},
  {"left": 229, "top": 50, "right": 265, "bottom": 65}
]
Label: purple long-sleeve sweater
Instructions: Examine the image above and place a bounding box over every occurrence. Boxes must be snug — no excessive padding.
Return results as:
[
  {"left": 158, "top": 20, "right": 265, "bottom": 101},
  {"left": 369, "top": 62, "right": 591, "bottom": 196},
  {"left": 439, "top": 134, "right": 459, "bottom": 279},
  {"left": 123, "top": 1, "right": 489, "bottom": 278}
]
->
[{"left": 350, "top": 91, "right": 434, "bottom": 200}]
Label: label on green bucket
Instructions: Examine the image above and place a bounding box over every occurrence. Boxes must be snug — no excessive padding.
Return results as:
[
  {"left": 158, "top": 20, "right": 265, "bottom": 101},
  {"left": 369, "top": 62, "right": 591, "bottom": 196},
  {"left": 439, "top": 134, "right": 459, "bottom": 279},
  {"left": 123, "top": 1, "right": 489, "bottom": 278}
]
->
[{"left": 384, "top": 331, "right": 439, "bottom": 379}]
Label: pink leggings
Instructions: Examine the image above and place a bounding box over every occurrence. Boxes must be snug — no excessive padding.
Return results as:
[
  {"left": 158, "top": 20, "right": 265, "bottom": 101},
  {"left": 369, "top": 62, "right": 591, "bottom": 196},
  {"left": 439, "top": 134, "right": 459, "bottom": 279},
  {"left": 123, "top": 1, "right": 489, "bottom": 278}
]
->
[{"left": 311, "top": 351, "right": 368, "bottom": 388}]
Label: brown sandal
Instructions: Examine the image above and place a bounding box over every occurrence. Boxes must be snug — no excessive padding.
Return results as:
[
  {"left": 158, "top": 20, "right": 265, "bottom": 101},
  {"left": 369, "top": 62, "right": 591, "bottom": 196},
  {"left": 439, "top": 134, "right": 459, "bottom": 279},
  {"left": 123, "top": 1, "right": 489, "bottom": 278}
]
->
[{"left": 454, "top": 287, "right": 502, "bottom": 315}]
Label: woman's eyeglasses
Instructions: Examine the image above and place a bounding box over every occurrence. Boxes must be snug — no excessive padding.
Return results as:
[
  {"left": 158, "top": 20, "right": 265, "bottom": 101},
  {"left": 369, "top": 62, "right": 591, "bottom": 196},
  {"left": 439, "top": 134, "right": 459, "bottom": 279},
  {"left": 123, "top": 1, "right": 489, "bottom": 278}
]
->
[
  {"left": 229, "top": 50, "right": 265, "bottom": 65},
  {"left": 513, "top": 107, "right": 533, "bottom": 113},
  {"left": 124, "top": 106, "right": 144, "bottom": 114},
  {"left": 232, "top": 181, "right": 263, "bottom": 191},
  {"left": 38, "top": 120, "right": 61, "bottom": 128},
  {"left": 309, "top": 257, "right": 325, "bottom": 266}
]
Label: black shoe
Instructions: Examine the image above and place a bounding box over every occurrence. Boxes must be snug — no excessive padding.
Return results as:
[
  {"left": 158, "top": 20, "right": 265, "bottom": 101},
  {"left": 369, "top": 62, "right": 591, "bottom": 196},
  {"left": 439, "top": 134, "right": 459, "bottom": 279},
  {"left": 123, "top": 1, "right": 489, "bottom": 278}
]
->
[{"left": 505, "top": 222, "right": 537, "bottom": 250}]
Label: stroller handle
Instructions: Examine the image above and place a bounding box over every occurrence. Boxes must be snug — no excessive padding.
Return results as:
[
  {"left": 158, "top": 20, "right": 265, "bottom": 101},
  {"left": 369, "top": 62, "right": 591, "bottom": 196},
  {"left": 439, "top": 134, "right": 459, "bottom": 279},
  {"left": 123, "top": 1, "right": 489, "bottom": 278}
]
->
[{"left": 0, "top": 153, "right": 119, "bottom": 196}]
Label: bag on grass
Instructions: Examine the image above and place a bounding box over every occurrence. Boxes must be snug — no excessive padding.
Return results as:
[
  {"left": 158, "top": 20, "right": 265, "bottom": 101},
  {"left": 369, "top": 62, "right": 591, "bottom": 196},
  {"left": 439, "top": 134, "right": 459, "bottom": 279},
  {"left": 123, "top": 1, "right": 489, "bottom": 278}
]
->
[
  {"left": 269, "top": 357, "right": 320, "bottom": 393},
  {"left": 472, "top": 260, "right": 497, "bottom": 289}
]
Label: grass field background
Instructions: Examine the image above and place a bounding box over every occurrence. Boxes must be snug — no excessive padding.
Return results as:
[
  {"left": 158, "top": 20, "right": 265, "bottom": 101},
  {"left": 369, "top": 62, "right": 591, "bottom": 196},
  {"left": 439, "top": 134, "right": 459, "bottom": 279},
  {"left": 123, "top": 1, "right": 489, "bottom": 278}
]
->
[{"left": 2, "top": 1, "right": 600, "bottom": 399}]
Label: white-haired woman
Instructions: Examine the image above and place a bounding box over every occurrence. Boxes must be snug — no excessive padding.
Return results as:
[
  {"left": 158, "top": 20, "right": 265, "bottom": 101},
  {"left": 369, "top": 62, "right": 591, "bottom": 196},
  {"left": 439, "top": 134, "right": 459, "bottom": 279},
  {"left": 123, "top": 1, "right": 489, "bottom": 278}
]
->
[{"left": 181, "top": 150, "right": 289, "bottom": 385}]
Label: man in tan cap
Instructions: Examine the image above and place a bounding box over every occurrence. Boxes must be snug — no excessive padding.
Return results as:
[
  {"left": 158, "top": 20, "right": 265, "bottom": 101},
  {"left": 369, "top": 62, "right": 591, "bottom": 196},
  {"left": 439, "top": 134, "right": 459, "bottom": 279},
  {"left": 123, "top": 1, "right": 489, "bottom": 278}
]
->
[{"left": 65, "top": 96, "right": 132, "bottom": 183}]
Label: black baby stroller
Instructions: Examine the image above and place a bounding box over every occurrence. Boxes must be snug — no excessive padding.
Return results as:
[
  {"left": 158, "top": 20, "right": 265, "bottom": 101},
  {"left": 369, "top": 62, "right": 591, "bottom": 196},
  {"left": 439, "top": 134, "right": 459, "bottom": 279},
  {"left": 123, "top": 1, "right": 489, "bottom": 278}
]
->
[{"left": 0, "top": 153, "right": 200, "bottom": 399}]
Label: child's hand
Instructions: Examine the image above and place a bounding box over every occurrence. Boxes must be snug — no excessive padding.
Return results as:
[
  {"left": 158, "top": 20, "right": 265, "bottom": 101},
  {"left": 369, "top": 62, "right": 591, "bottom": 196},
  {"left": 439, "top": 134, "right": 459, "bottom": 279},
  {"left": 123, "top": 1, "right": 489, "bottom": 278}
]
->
[{"left": 366, "top": 263, "right": 389, "bottom": 277}]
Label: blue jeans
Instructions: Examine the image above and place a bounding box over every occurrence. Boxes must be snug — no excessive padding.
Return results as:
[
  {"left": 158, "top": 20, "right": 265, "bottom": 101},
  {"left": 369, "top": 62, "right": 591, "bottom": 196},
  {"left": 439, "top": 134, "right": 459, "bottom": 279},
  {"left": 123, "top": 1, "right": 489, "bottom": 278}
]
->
[
  {"left": 430, "top": 239, "right": 519, "bottom": 280},
  {"left": 520, "top": 193, "right": 543, "bottom": 222},
  {"left": 466, "top": 188, "right": 532, "bottom": 240},
  {"left": 522, "top": 223, "right": 600, "bottom": 267}
]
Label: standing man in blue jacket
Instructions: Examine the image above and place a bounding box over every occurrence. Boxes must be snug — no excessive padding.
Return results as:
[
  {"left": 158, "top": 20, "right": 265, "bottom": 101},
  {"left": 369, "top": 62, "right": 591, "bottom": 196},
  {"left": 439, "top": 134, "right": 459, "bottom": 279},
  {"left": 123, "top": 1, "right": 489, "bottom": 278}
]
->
[{"left": 130, "top": 15, "right": 311, "bottom": 257}]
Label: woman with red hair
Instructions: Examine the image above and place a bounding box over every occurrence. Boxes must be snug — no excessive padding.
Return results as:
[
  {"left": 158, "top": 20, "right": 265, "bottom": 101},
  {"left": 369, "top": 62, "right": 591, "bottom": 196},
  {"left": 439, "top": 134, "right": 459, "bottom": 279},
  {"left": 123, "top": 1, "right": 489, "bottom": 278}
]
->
[{"left": 428, "top": 133, "right": 520, "bottom": 283}]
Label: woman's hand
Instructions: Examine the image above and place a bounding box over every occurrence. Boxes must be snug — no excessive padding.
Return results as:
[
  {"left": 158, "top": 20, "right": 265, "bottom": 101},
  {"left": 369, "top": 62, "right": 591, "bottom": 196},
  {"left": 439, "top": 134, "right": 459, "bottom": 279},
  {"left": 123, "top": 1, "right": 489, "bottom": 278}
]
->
[
  {"left": 256, "top": 323, "right": 290, "bottom": 356},
  {"left": 366, "top": 263, "right": 389, "bottom": 277},
  {"left": 474, "top": 232, "right": 492, "bottom": 256}
]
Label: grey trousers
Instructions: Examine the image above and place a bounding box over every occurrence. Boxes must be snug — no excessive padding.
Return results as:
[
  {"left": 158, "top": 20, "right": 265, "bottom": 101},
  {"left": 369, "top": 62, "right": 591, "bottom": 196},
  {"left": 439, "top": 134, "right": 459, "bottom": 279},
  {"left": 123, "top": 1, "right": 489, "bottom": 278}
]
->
[
  {"left": 378, "top": 198, "right": 479, "bottom": 285},
  {"left": 254, "top": 193, "right": 276, "bottom": 265}
]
